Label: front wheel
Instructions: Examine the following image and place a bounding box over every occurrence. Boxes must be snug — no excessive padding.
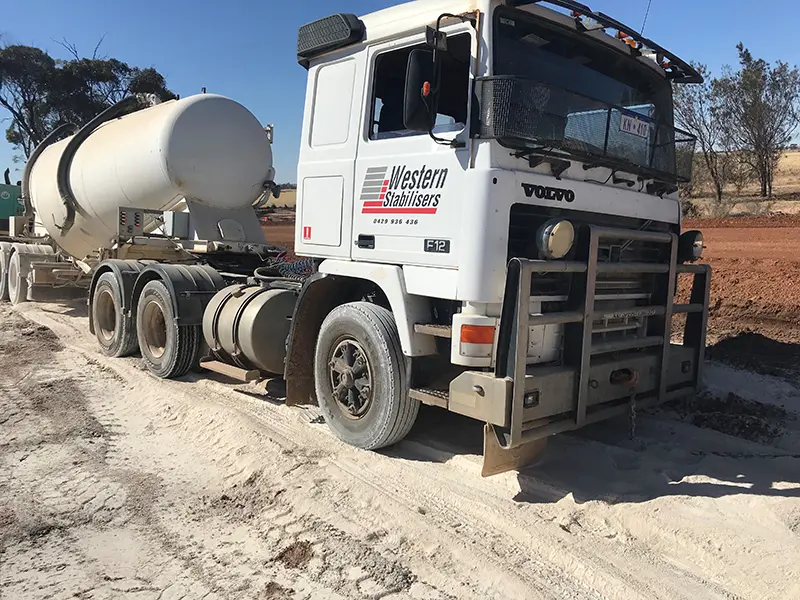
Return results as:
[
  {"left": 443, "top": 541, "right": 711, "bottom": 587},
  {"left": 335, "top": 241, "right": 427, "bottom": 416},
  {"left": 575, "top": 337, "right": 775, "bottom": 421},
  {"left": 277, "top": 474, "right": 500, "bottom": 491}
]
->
[{"left": 314, "top": 302, "right": 419, "bottom": 450}]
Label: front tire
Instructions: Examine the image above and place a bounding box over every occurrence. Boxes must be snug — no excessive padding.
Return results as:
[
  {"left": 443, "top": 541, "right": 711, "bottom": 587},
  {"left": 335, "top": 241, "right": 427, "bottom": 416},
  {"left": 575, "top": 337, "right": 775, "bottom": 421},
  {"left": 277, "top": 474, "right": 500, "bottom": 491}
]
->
[
  {"left": 92, "top": 272, "right": 138, "bottom": 357},
  {"left": 136, "top": 280, "right": 199, "bottom": 379},
  {"left": 314, "top": 302, "right": 419, "bottom": 450}
]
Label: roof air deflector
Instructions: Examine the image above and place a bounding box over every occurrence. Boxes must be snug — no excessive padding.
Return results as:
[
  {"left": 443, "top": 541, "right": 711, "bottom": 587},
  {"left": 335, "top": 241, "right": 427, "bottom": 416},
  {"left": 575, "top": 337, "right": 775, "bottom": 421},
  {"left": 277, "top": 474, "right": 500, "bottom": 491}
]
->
[{"left": 297, "top": 13, "right": 366, "bottom": 68}]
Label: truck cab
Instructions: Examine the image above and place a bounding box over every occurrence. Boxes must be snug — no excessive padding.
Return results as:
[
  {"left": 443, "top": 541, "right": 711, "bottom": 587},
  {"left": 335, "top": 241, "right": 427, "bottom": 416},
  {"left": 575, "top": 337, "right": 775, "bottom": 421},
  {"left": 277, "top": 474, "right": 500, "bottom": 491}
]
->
[{"left": 289, "top": 0, "right": 710, "bottom": 474}]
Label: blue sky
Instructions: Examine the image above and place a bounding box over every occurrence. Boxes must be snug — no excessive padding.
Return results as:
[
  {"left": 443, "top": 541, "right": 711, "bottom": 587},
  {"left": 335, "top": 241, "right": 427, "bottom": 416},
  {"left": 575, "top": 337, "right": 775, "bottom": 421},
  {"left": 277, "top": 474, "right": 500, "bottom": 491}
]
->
[{"left": 1, "top": 0, "right": 797, "bottom": 183}]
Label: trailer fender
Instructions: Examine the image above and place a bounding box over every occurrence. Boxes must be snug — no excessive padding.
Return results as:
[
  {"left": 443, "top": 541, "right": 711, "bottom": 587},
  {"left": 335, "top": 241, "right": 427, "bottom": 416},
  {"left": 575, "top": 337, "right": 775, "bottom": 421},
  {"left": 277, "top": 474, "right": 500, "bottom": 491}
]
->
[
  {"left": 284, "top": 262, "right": 435, "bottom": 407},
  {"left": 87, "top": 260, "right": 147, "bottom": 334},
  {"left": 8, "top": 243, "right": 56, "bottom": 278},
  {"left": 130, "top": 264, "right": 226, "bottom": 327}
]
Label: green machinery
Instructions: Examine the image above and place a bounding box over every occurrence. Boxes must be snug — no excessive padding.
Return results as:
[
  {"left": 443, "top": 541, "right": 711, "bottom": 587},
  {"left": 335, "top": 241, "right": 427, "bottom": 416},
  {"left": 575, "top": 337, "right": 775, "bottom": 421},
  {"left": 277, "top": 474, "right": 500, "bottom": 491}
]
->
[{"left": 0, "top": 183, "right": 23, "bottom": 235}]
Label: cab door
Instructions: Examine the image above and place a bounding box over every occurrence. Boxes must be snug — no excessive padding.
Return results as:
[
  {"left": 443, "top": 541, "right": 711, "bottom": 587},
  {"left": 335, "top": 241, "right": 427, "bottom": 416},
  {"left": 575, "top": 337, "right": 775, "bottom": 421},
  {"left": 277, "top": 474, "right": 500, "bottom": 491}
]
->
[{"left": 352, "top": 26, "right": 476, "bottom": 268}]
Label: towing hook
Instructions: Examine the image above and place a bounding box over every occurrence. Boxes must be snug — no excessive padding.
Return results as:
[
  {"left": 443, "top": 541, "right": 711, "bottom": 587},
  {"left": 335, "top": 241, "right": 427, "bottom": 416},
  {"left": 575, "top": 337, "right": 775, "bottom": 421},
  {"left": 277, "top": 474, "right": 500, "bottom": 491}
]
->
[{"left": 610, "top": 368, "right": 639, "bottom": 388}]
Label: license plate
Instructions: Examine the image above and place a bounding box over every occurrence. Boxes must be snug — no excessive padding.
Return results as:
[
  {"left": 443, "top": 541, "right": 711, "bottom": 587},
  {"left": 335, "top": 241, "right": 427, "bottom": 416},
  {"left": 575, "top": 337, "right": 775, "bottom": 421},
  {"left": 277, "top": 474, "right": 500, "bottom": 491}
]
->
[{"left": 620, "top": 113, "right": 650, "bottom": 139}]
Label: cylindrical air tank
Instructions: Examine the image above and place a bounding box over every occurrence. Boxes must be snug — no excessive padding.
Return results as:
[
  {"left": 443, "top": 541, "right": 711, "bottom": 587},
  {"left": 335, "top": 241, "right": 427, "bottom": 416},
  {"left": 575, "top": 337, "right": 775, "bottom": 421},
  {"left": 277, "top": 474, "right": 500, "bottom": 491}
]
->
[{"left": 27, "top": 94, "right": 275, "bottom": 260}]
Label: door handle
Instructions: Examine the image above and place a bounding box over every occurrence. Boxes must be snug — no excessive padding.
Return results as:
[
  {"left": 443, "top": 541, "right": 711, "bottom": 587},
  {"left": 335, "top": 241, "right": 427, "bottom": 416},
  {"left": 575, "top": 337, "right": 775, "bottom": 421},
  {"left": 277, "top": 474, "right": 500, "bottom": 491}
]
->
[{"left": 356, "top": 234, "right": 375, "bottom": 249}]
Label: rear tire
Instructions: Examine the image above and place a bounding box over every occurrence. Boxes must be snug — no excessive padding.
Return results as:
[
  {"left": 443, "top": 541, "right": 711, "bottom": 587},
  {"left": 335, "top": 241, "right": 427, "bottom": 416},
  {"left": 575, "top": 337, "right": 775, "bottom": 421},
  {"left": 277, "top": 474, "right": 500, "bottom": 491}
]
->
[
  {"left": 7, "top": 252, "right": 27, "bottom": 306},
  {"left": 136, "top": 280, "right": 199, "bottom": 379},
  {"left": 92, "top": 272, "right": 138, "bottom": 357},
  {"left": 0, "top": 243, "right": 12, "bottom": 302},
  {"left": 314, "top": 302, "right": 419, "bottom": 450}
]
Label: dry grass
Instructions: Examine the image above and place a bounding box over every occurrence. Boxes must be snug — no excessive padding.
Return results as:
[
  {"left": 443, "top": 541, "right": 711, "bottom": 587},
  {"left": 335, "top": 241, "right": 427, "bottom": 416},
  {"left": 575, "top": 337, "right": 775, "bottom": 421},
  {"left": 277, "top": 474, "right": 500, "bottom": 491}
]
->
[
  {"left": 263, "top": 189, "right": 297, "bottom": 208},
  {"left": 687, "top": 151, "right": 800, "bottom": 218},
  {"left": 777, "top": 151, "right": 800, "bottom": 190}
]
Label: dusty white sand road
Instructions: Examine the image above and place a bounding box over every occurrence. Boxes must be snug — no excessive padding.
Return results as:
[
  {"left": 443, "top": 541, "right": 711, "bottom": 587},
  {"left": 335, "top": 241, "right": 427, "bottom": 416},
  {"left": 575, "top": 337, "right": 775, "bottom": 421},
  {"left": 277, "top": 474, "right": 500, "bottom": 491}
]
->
[{"left": 1, "top": 300, "right": 799, "bottom": 600}]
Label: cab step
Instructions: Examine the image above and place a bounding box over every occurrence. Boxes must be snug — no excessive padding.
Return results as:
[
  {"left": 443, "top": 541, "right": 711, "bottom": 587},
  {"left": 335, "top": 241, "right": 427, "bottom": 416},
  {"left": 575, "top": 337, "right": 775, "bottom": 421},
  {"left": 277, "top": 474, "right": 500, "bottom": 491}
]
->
[
  {"left": 409, "top": 388, "right": 449, "bottom": 408},
  {"left": 414, "top": 324, "right": 452, "bottom": 338}
]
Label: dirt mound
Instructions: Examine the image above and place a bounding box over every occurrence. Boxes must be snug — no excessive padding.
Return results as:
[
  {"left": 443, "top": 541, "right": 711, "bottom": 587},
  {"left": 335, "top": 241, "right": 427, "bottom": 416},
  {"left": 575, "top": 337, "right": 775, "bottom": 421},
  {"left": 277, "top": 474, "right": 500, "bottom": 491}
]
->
[
  {"left": 24, "top": 378, "right": 107, "bottom": 441},
  {"left": 0, "top": 317, "right": 64, "bottom": 359},
  {"left": 262, "top": 581, "right": 293, "bottom": 599},
  {"left": 707, "top": 333, "right": 800, "bottom": 380},
  {"left": 669, "top": 391, "right": 788, "bottom": 444},
  {"left": 196, "top": 472, "right": 281, "bottom": 522},
  {"left": 275, "top": 541, "right": 313, "bottom": 569}
]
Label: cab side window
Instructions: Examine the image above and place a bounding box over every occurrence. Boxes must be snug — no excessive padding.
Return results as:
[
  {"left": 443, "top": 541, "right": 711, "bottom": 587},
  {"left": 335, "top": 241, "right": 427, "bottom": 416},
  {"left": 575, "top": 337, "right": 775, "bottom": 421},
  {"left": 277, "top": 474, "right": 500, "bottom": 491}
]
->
[{"left": 370, "top": 33, "right": 471, "bottom": 140}]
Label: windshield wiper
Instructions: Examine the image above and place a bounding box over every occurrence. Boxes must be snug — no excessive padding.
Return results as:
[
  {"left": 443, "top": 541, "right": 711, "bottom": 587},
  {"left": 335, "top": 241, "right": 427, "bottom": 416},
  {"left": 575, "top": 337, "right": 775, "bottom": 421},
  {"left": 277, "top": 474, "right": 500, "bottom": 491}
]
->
[{"left": 509, "top": 143, "right": 679, "bottom": 196}]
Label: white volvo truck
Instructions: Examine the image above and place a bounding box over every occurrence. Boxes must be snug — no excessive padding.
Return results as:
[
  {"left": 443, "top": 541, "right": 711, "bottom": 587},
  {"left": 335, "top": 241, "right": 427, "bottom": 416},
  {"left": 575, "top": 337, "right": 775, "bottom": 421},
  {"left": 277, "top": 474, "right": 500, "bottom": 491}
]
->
[{"left": 10, "top": 0, "right": 710, "bottom": 476}]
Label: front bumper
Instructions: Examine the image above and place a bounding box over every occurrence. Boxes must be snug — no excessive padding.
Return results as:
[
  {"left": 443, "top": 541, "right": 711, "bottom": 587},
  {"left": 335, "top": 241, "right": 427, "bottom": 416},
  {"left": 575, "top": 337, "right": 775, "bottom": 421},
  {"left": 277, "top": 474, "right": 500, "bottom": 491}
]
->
[{"left": 448, "top": 225, "right": 711, "bottom": 450}]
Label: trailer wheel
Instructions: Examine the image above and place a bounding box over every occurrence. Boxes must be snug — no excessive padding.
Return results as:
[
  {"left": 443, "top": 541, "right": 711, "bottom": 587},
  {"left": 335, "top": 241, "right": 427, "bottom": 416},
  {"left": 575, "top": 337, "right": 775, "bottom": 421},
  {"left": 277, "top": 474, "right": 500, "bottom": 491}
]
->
[
  {"left": 314, "top": 302, "right": 419, "bottom": 450},
  {"left": 7, "top": 252, "right": 27, "bottom": 305},
  {"left": 136, "top": 279, "right": 199, "bottom": 379},
  {"left": 0, "top": 243, "right": 11, "bottom": 302},
  {"left": 92, "top": 272, "right": 138, "bottom": 358}
]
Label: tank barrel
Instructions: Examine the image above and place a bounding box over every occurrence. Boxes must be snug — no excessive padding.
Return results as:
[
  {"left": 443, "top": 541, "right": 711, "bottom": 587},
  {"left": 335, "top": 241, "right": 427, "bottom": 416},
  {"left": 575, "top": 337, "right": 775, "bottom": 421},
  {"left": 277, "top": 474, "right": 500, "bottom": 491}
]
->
[{"left": 26, "top": 94, "right": 275, "bottom": 260}]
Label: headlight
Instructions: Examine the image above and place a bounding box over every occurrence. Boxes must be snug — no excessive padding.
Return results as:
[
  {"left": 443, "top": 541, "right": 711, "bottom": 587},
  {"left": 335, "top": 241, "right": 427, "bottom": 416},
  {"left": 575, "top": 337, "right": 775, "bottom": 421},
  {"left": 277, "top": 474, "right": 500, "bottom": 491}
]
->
[
  {"left": 537, "top": 219, "right": 575, "bottom": 260},
  {"left": 678, "top": 230, "right": 704, "bottom": 263}
]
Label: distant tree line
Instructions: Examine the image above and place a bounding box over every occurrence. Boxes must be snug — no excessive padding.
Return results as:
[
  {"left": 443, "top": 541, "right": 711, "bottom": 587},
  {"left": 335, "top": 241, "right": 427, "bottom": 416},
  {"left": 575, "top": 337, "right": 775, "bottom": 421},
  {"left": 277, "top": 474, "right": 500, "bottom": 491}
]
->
[
  {"left": 0, "top": 40, "right": 174, "bottom": 160},
  {"left": 675, "top": 44, "right": 800, "bottom": 211}
]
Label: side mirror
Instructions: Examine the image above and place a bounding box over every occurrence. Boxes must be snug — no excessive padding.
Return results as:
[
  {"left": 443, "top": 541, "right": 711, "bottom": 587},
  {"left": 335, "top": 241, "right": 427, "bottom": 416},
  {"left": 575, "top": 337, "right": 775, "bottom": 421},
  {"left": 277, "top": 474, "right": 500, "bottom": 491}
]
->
[{"left": 404, "top": 49, "right": 436, "bottom": 132}]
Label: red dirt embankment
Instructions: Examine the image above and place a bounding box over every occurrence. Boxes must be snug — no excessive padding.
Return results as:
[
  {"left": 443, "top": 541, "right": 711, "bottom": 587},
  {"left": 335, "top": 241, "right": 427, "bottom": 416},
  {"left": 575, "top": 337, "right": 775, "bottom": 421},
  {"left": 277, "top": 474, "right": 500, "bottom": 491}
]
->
[{"left": 681, "top": 216, "right": 800, "bottom": 376}]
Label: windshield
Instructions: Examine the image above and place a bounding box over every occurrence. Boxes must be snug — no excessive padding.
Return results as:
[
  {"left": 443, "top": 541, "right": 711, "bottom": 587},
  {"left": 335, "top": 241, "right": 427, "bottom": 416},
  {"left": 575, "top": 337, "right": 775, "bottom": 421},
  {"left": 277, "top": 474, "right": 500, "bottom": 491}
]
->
[{"left": 488, "top": 7, "right": 692, "bottom": 182}]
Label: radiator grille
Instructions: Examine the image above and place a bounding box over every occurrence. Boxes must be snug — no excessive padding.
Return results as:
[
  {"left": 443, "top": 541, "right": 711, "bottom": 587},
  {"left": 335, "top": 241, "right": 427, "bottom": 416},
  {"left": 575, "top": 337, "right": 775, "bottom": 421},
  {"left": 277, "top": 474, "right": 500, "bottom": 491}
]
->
[{"left": 509, "top": 204, "right": 674, "bottom": 350}]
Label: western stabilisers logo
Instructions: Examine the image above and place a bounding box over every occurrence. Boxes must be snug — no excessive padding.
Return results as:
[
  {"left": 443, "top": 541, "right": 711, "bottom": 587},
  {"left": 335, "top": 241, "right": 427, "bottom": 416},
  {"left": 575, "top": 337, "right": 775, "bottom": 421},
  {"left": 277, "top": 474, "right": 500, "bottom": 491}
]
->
[{"left": 360, "top": 165, "right": 448, "bottom": 215}]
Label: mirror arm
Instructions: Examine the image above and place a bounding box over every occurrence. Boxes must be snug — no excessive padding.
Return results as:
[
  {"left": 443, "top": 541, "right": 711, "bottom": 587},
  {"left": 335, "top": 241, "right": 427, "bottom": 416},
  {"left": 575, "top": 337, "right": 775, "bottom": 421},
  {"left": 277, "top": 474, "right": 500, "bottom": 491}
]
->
[{"left": 427, "top": 13, "right": 472, "bottom": 147}]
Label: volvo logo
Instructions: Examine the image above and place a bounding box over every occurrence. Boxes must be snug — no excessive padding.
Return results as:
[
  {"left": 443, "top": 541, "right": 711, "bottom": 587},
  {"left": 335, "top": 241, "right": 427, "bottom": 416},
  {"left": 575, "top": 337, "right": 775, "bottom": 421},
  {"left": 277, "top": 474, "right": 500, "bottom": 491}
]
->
[{"left": 521, "top": 183, "right": 575, "bottom": 203}]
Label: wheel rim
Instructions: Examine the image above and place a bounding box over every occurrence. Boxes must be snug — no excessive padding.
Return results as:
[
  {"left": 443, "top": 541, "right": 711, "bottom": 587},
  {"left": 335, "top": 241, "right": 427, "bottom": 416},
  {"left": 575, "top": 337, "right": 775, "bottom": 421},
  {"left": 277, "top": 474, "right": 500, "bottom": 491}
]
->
[
  {"left": 328, "top": 338, "right": 373, "bottom": 419},
  {"left": 141, "top": 300, "right": 167, "bottom": 359},
  {"left": 96, "top": 289, "right": 117, "bottom": 342}
]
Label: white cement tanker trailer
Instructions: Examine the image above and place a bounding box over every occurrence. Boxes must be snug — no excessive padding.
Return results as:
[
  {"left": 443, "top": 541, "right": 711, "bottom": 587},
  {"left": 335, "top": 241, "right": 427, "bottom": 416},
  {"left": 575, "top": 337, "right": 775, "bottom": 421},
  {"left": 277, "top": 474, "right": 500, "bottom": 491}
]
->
[
  {"left": 0, "top": 93, "right": 300, "bottom": 379},
  {"left": 0, "top": 93, "right": 280, "bottom": 303},
  {"left": 27, "top": 93, "right": 276, "bottom": 261}
]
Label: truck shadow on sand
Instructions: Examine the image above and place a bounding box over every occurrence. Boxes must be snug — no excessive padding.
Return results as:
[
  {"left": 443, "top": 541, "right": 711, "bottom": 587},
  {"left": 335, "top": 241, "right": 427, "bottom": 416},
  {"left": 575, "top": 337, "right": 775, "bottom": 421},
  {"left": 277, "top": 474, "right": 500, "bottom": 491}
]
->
[
  {"left": 396, "top": 399, "right": 800, "bottom": 504},
  {"left": 38, "top": 298, "right": 88, "bottom": 319}
]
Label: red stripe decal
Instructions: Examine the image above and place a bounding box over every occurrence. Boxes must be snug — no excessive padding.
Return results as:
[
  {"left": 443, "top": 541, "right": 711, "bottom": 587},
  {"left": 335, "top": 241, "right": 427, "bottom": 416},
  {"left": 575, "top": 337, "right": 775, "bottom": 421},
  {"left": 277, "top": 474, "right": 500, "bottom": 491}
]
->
[
  {"left": 362, "top": 208, "right": 438, "bottom": 215},
  {"left": 362, "top": 201, "right": 384, "bottom": 207}
]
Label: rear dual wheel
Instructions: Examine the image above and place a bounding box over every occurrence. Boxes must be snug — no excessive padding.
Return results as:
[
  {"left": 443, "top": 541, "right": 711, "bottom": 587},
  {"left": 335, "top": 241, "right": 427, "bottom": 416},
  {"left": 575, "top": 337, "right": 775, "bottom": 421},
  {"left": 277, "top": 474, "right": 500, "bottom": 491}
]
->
[
  {"left": 92, "top": 272, "right": 138, "bottom": 358},
  {"left": 0, "top": 243, "right": 11, "bottom": 302},
  {"left": 2, "top": 245, "right": 56, "bottom": 305},
  {"left": 136, "top": 280, "right": 199, "bottom": 379},
  {"left": 5, "top": 252, "right": 24, "bottom": 305}
]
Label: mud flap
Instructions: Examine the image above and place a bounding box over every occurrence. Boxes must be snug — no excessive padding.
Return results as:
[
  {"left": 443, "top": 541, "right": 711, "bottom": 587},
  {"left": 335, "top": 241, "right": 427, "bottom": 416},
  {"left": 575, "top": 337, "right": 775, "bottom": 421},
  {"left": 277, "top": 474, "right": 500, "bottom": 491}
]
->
[{"left": 481, "top": 424, "right": 547, "bottom": 478}]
